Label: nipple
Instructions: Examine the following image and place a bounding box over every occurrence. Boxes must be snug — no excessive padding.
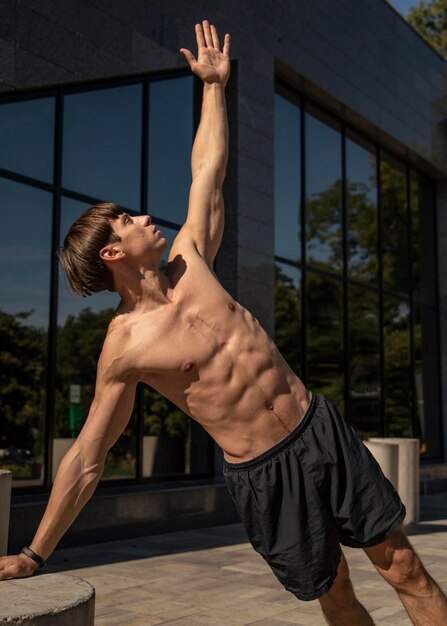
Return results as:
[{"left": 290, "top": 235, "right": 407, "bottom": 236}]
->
[
  {"left": 228, "top": 302, "right": 236, "bottom": 311},
  {"left": 182, "top": 361, "right": 194, "bottom": 372}
]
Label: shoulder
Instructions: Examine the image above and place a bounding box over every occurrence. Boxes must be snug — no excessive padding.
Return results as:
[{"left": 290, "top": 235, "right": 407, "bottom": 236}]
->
[{"left": 96, "top": 317, "right": 134, "bottom": 383}]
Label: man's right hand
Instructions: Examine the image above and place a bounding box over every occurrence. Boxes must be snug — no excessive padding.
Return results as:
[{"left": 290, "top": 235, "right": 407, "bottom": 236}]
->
[{"left": 0, "top": 553, "right": 39, "bottom": 580}]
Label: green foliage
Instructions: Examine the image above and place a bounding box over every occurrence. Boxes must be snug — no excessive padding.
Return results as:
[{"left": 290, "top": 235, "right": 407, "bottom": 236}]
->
[
  {"left": 274, "top": 265, "right": 301, "bottom": 375},
  {"left": 0, "top": 309, "right": 46, "bottom": 454},
  {"left": 273, "top": 159, "right": 419, "bottom": 438},
  {"left": 54, "top": 307, "right": 115, "bottom": 437},
  {"left": 407, "top": 1, "right": 447, "bottom": 59},
  {"left": 144, "top": 389, "right": 189, "bottom": 438}
]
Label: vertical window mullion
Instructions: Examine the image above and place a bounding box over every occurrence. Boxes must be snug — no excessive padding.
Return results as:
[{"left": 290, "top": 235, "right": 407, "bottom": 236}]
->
[
  {"left": 341, "top": 123, "right": 349, "bottom": 421},
  {"left": 141, "top": 81, "right": 149, "bottom": 214},
  {"left": 406, "top": 166, "right": 416, "bottom": 437},
  {"left": 377, "top": 145, "right": 386, "bottom": 436},
  {"left": 44, "top": 91, "right": 63, "bottom": 490},
  {"left": 301, "top": 99, "right": 307, "bottom": 383}
]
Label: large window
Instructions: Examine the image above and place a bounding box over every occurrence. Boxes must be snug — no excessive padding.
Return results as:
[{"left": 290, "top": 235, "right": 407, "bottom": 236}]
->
[
  {"left": 0, "top": 73, "right": 215, "bottom": 491},
  {"left": 274, "top": 83, "right": 442, "bottom": 459}
]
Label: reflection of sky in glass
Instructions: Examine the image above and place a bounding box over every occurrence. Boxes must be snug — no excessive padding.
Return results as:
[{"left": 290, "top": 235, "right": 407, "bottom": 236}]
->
[
  {"left": 276, "top": 261, "right": 301, "bottom": 289},
  {"left": 159, "top": 226, "right": 180, "bottom": 265},
  {"left": 58, "top": 197, "right": 119, "bottom": 325},
  {"left": 148, "top": 77, "right": 193, "bottom": 225},
  {"left": 0, "top": 178, "right": 52, "bottom": 328},
  {"left": 274, "top": 94, "right": 301, "bottom": 261},
  {"left": 0, "top": 98, "right": 55, "bottom": 183},
  {"left": 62, "top": 85, "right": 142, "bottom": 209},
  {"left": 305, "top": 113, "right": 342, "bottom": 267}
]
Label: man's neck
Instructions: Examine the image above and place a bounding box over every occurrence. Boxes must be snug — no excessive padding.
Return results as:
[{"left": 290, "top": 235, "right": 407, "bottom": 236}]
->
[{"left": 115, "top": 266, "right": 172, "bottom": 313}]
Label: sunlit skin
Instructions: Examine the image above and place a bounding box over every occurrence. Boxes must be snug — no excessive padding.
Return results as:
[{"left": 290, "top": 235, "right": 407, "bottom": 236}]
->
[
  {"left": 1, "top": 20, "right": 446, "bottom": 626},
  {"left": 103, "top": 210, "right": 311, "bottom": 461}
]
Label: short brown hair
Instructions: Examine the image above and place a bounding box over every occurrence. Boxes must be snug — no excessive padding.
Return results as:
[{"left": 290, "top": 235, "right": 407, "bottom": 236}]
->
[{"left": 59, "top": 202, "right": 123, "bottom": 297}]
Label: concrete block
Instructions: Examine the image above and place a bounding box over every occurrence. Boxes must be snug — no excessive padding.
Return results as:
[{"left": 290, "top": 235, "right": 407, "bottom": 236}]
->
[
  {"left": 0, "top": 574, "right": 95, "bottom": 625},
  {"left": 363, "top": 441, "right": 399, "bottom": 489},
  {"left": 0, "top": 470, "right": 12, "bottom": 556},
  {"left": 369, "top": 437, "right": 420, "bottom": 524}
]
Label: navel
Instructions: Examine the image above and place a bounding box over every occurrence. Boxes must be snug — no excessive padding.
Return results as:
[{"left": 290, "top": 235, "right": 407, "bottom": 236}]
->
[
  {"left": 182, "top": 361, "right": 194, "bottom": 372},
  {"left": 267, "top": 402, "right": 274, "bottom": 411},
  {"left": 228, "top": 302, "right": 236, "bottom": 311}
]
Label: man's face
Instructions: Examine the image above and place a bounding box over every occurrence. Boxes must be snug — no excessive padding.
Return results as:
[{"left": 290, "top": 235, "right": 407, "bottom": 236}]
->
[{"left": 109, "top": 213, "right": 167, "bottom": 264}]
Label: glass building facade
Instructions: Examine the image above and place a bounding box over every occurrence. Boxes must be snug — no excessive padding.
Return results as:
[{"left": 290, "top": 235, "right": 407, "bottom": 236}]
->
[
  {"left": 0, "top": 67, "right": 443, "bottom": 495},
  {"left": 274, "top": 82, "right": 442, "bottom": 461},
  {"left": 0, "top": 72, "right": 214, "bottom": 491}
]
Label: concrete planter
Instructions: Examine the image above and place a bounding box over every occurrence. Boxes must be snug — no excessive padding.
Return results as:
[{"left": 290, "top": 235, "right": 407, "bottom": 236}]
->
[
  {"left": 0, "top": 573, "right": 95, "bottom": 625},
  {"left": 367, "top": 437, "right": 420, "bottom": 525},
  {"left": 0, "top": 470, "right": 12, "bottom": 556}
]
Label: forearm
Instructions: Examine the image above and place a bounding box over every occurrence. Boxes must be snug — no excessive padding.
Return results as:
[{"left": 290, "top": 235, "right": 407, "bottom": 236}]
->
[
  {"left": 28, "top": 444, "right": 103, "bottom": 561},
  {"left": 191, "top": 82, "right": 228, "bottom": 183}
]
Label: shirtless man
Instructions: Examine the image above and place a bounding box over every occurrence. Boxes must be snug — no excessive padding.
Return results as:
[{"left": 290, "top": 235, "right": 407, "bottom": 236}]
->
[{"left": 1, "top": 20, "right": 446, "bottom": 626}]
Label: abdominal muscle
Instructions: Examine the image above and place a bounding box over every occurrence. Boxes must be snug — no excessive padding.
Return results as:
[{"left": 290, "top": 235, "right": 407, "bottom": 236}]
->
[{"left": 141, "top": 305, "right": 312, "bottom": 463}]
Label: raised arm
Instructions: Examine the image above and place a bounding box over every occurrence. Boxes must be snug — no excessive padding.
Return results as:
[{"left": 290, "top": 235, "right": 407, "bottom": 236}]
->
[
  {"left": 176, "top": 20, "right": 230, "bottom": 267},
  {"left": 0, "top": 347, "right": 136, "bottom": 580}
]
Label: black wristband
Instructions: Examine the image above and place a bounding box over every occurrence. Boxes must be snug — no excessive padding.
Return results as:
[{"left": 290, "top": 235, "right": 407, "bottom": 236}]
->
[{"left": 21, "top": 546, "right": 46, "bottom": 568}]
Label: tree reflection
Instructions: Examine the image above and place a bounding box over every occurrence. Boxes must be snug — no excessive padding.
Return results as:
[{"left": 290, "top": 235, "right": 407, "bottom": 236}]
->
[
  {"left": 0, "top": 309, "right": 46, "bottom": 476},
  {"left": 274, "top": 264, "right": 301, "bottom": 376},
  {"left": 306, "top": 178, "right": 343, "bottom": 272}
]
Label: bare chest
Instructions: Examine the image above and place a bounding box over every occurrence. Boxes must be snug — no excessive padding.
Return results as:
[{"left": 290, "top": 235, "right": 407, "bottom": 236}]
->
[{"left": 125, "top": 287, "right": 259, "bottom": 378}]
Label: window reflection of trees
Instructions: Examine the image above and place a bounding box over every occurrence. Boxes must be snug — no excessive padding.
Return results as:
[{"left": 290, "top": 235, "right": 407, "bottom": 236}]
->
[
  {"left": 274, "top": 96, "right": 442, "bottom": 458},
  {"left": 306, "top": 272, "right": 344, "bottom": 412},
  {"left": 383, "top": 297, "right": 412, "bottom": 437},
  {"left": 381, "top": 159, "right": 409, "bottom": 295},
  {"left": 274, "top": 264, "right": 301, "bottom": 376},
  {"left": 348, "top": 286, "right": 381, "bottom": 438},
  {"left": 0, "top": 310, "right": 46, "bottom": 481},
  {"left": 54, "top": 306, "right": 138, "bottom": 479}
]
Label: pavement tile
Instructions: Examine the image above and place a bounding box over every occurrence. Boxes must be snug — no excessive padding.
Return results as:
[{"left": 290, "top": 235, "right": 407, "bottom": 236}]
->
[{"left": 41, "top": 492, "right": 447, "bottom": 625}]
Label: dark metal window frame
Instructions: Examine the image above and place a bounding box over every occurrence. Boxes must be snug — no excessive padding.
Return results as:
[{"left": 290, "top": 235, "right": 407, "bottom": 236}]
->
[
  {"left": 0, "top": 69, "right": 217, "bottom": 494},
  {"left": 274, "top": 78, "right": 443, "bottom": 462}
]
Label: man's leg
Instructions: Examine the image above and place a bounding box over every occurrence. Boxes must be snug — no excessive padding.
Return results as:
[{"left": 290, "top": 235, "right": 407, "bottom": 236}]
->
[
  {"left": 363, "top": 524, "right": 447, "bottom": 626},
  {"left": 318, "top": 550, "right": 375, "bottom": 626}
]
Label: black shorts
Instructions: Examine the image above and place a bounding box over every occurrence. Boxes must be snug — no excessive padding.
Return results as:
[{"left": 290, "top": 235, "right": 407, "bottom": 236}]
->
[{"left": 223, "top": 391, "right": 406, "bottom": 601}]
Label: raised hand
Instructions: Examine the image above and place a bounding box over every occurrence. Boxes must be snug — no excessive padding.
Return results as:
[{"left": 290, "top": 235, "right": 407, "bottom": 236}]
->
[
  {"left": 180, "top": 20, "right": 230, "bottom": 87},
  {"left": 0, "top": 553, "right": 39, "bottom": 581}
]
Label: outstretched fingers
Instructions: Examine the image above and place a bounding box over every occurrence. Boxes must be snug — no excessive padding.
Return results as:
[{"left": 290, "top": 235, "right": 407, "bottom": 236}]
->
[
  {"left": 223, "top": 32, "right": 230, "bottom": 57},
  {"left": 179, "top": 47, "right": 196, "bottom": 66},
  {"left": 210, "top": 24, "right": 220, "bottom": 50},
  {"left": 195, "top": 22, "right": 206, "bottom": 49},
  {"left": 202, "top": 20, "right": 213, "bottom": 47}
]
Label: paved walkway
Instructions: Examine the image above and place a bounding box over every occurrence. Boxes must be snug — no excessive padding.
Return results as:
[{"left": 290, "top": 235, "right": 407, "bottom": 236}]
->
[{"left": 39, "top": 492, "right": 447, "bottom": 625}]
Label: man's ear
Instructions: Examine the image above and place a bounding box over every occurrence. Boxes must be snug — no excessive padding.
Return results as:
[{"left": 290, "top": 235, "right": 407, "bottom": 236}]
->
[{"left": 99, "top": 244, "right": 125, "bottom": 263}]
